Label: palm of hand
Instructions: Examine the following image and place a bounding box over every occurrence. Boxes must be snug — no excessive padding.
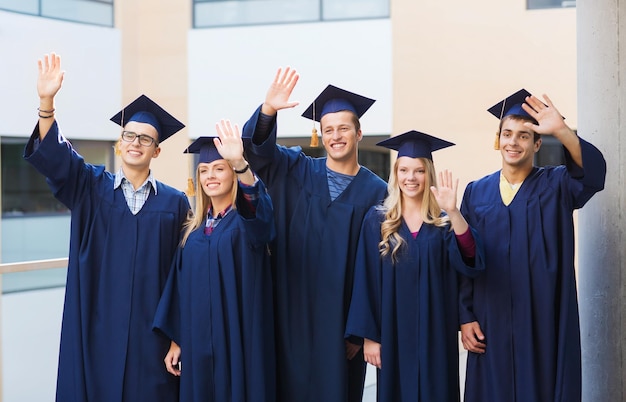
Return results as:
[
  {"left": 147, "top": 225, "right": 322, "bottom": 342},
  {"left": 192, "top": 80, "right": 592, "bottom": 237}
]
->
[
  {"left": 217, "top": 138, "right": 243, "bottom": 161},
  {"left": 435, "top": 186, "right": 456, "bottom": 211},
  {"left": 266, "top": 84, "right": 293, "bottom": 110}
]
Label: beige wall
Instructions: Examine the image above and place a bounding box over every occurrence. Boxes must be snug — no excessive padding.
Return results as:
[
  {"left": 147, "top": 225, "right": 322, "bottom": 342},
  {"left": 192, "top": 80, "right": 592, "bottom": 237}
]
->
[
  {"left": 112, "top": 0, "right": 577, "bottom": 194},
  {"left": 392, "top": 0, "right": 577, "bottom": 189},
  {"left": 115, "top": 0, "right": 192, "bottom": 191}
]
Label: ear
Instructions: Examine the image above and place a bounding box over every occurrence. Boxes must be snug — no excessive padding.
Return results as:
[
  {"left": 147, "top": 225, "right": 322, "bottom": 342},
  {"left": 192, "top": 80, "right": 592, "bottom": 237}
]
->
[
  {"left": 153, "top": 146, "right": 161, "bottom": 158},
  {"left": 356, "top": 128, "right": 363, "bottom": 142},
  {"left": 534, "top": 137, "right": 542, "bottom": 153}
]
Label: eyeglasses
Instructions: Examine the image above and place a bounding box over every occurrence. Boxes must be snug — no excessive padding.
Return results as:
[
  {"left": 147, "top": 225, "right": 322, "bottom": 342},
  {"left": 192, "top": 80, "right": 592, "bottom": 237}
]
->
[{"left": 121, "top": 131, "right": 158, "bottom": 147}]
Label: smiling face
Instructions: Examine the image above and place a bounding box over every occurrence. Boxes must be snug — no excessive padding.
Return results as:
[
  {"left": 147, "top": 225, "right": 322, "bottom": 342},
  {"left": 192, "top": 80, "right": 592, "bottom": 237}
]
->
[
  {"left": 198, "top": 159, "right": 236, "bottom": 205},
  {"left": 499, "top": 117, "right": 542, "bottom": 169},
  {"left": 117, "top": 121, "right": 160, "bottom": 170},
  {"left": 320, "top": 110, "right": 362, "bottom": 166},
  {"left": 396, "top": 156, "right": 428, "bottom": 201}
]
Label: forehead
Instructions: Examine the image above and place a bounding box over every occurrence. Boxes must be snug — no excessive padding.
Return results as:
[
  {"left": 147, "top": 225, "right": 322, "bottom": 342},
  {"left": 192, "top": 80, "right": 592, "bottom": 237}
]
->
[
  {"left": 123, "top": 121, "right": 159, "bottom": 138},
  {"left": 501, "top": 116, "right": 534, "bottom": 133},
  {"left": 397, "top": 156, "right": 425, "bottom": 168},
  {"left": 320, "top": 110, "right": 356, "bottom": 127},
  {"left": 198, "top": 160, "right": 228, "bottom": 169}
]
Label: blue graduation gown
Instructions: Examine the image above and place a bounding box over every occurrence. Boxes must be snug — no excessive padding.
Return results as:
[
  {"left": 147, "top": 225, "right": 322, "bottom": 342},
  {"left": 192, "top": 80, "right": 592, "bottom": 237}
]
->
[
  {"left": 459, "top": 138, "right": 606, "bottom": 402},
  {"left": 242, "top": 106, "right": 388, "bottom": 402},
  {"left": 24, "top": 122, "right": 189, "bottom": 402},
  {"left": 153, "top": 179, "right": 276, "bottom": 402},
  {"left": 345, "top": 207, "right": 485, "bottom": 402}
]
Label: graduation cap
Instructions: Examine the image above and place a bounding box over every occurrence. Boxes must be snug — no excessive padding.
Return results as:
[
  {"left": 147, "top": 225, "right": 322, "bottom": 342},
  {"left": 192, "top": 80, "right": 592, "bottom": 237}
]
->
[
  {"left": 184, "top": 136, "right": 224, "bottom": 164},
  {"left": 301, "top": 85, "right": 375, "bottom": 148},
  {"left": 487, "top": 88, "right": 534, "bottom": 120},
  {"left": 377, "top": 130, "right": 455, "bottom": 160},
  {"left": 110, "top": 94, "right": 185, "bottom": 143}
]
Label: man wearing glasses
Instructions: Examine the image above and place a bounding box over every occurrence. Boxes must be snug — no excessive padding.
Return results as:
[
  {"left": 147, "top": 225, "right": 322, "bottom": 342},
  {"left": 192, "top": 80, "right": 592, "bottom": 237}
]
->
[{"left": 24, "top": 53, "right": 190, "bottom": 402}]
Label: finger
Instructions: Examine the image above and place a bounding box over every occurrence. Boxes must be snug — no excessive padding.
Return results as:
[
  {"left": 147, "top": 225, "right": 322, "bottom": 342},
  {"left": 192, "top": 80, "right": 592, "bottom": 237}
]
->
[
  {"left": 430, "top": 186, "right": 438, "bottom": 199},
  {"left": 273, "top": 67, "right": 283, "bottom": 85},
  {"left": 215, "top": 121, "right": 224, "bottom": 136},
  {"left": 287, "top": 70, "right": 299, "bottom": 89},
  {"left": 42, "top": 54, "right": 49, "bottom": 73},
  {"left": 213, "top": 137, "right": 222, "bottom": 151},
  {"left": 474, "top": 326, "right": 485, "bottom": 341},
  {"left": 219, "top": 119, "right": 231, "bottom": 137},
  {"left": 224, "top": 119, "right": 234, "bottom": 136},
  {"left": 52, "top": 53, "right": 60, "bottom": 71},
  {"left": 541, "top": 93, "right": 554, "bottom": 107},
  {"left": 280, "top": 66, "right": 290, "bottom": 83}
]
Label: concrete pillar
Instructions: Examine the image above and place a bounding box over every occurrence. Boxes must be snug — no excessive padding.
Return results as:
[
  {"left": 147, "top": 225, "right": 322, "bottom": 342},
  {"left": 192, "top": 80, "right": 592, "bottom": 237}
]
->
[{"left": 577, "top": 0, "right": 626, "bottom": 400}]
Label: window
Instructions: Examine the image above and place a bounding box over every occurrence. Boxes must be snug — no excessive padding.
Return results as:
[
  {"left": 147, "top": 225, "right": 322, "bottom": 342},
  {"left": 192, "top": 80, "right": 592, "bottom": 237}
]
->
[
  {"left": 193, "top": 0, "right": 389, "bottom": 28},
  {"left": 1, "top": 137, "right": 114, "bottom": 216},
  {"left": 0, "top": 0, "right": 114, "bottom": 27},
  {"left": 534, "top": 135, "right": 566, "bottom": 167},
  {"left": 527, "top": 0, "right": 575, "bottom": 9}
]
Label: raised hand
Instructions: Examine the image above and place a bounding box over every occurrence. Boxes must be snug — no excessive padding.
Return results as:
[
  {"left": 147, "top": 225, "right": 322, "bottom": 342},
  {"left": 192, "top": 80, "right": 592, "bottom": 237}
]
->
[
  {"left": 261, "top": 67, "right": 300, "bottom": 115},
  {"left": 431, "top": 169, "right": 459, "bottom": 213},
  {"left": 521, "top": 93, "right": 582, "bottom": 166},
  {"left": 38, "top": 53, "right": 65, "bottom": 101},
  {"left": 521, "top": 94, "right": 568, "bottom": 136},
  {"left": 214, "top": 119, "right": 244, "bottom": 163}
]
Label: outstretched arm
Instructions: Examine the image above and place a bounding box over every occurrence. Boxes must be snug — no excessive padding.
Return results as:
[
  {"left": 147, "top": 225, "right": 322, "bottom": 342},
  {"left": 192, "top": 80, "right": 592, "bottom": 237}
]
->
[
  {"left": 37, "top": 53, "right": 65, "bottom": 141},
  {"left": 522, "top": 94, "right": 582, "bottom": 167},
  {"left": 260, "top": 67, "right": 300, "bottom": 116}
]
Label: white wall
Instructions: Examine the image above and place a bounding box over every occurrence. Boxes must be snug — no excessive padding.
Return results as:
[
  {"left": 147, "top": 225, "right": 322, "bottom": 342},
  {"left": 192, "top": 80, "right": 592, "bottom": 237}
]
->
[
  {"left": 188, "top": 19, "right": 393, "bottom": 139},
  {"left": 0, "top": 11, "right": 122, "bottom": 140},
  {"left": 2, "top": 287, "right": 64, "bottom": 402}
]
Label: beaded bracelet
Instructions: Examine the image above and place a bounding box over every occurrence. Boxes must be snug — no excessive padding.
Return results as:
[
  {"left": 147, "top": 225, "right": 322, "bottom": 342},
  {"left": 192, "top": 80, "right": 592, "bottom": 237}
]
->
[{"left": 233, "top": 163, "right": 250, "bottom": 174}]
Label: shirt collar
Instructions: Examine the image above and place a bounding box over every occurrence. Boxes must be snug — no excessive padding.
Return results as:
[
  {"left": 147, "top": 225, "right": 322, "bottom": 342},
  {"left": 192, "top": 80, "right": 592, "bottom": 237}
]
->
[
  {"left": 114, "top": 168, "right": 158, "bottom": 195},
  {"left": 207, "top": 204, "right": 233, "bottom": 220}
]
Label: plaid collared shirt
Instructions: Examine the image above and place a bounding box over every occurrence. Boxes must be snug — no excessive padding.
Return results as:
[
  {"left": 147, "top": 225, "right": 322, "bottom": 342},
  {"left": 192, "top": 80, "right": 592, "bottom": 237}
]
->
[
  {"left": 114, "top": 168, "right": 157, "bottom": 215},
  {"left": 204, "top": 178, "right": 261, "bottom": 235},
  {"left": 205, "top": 205, "right": 233, "bottom": 235}
]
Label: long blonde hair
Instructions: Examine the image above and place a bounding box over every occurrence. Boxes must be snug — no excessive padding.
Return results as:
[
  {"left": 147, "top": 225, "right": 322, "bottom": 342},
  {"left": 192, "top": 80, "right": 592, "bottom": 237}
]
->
[
  {"left": 378, "top": 157, "right": 449, "bottom": 263},
  {"left": 180, "top": 162, "right": 238, "bottom": 247}
]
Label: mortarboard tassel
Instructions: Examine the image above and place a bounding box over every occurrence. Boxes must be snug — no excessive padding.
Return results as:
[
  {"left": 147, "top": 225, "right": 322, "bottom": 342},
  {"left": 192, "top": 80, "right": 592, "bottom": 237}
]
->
[
  {"left": 310, "top": 126, "right": 319, "bottom": 147},
  {"left": 493, "top": 132, "right": 500, "bottom": 150},
  {"left": 310, "top": 99, "right": 319, "bottom": 147},
  {"left": 185, "top": 177, "right": 196, "bottom": 197}
]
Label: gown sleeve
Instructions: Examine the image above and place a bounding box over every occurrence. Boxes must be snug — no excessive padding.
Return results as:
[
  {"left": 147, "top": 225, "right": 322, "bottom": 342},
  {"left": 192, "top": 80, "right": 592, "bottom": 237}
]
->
[
  {"left": 23, "top": 121, "right": 103, "bottom": 210},
  {"left": 236, "top": 177, "right": 276, "bottom": 247},
  {"left": 345, "top": 207, "right": 384, "bottom": 343}
]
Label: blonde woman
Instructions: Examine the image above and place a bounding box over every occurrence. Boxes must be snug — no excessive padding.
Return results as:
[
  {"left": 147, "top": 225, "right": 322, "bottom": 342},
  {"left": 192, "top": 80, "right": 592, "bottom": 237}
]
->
[
  {"left": 345, "top": 131, "right": 484, "bottom": 402},
  {"left": 153, "top": 120, "right": 275, "bottom": 402}
]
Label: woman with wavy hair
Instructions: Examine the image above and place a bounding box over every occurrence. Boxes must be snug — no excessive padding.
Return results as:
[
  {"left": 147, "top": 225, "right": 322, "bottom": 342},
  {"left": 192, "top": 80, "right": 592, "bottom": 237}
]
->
[
  {"left": 153, "top": 120, "right": 276, "bottom": 402},
  {"left": 345, "top": 130, "right": 484, "bottom": 402}
]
